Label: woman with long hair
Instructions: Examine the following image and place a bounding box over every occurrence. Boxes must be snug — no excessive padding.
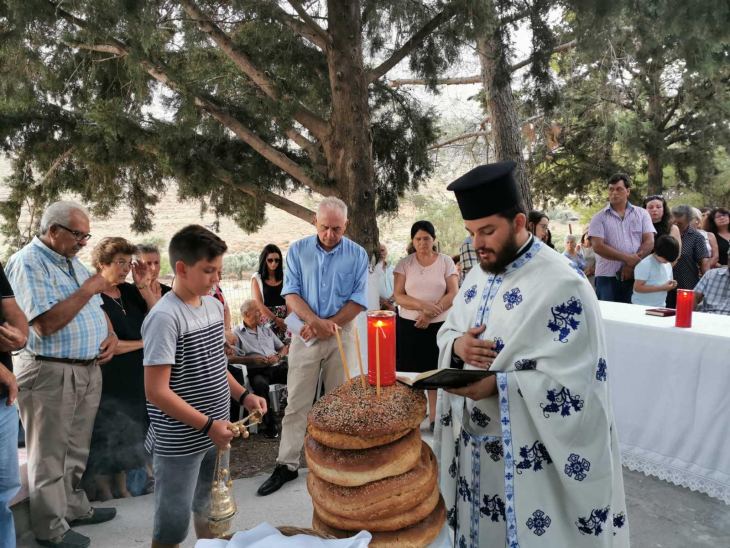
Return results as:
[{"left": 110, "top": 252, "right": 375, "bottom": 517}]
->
[
  {"left": 251, "top": 244, "right": 288, "bottom": 340},
  {"left": 394, "top": 221, "right": 459, "bottom": 430},
  {"left": 705, "top": 207, "right": 730, "bottom": 266},
  {"left": 642, "top": 195, "right": 681, "bottom": 247},
  {"left": 527, "top": 211, "right": 550, "bottom": 243}
]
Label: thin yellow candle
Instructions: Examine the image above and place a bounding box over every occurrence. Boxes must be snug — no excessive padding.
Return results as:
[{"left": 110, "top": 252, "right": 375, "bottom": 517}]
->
[
  {"left": 334, "top": 327, "right": 350, "bottom": 381},
  {"left": 353, "top": 328, "right": 367, "bottom": 389},
  {"left": 375, "top": 322, "right": 381, "bottom": 397}
]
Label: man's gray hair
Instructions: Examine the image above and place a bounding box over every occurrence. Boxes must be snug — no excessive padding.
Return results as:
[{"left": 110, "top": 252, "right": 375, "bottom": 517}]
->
[
  {"left": 671, "top": 205, "right": 692, "bottom": 220},
  {"left": 318, "top": 196, "right": 348, "bottom": 219},
  {"left": 565, "top": 234, "right": 578, "bottom": 243},
  {"left": 40, "top": 201, "right": 89, "bottom": 234},
  {"left": 136, "top": 243, "right": 160, "bottom": 255},
  {"left": 240, "top": 299, "right": 258, "bottom": 315}
]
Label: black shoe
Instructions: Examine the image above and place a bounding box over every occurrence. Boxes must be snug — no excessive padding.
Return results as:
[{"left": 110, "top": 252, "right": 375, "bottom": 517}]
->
[
  {"left": 36, "top": 530, "right": 90, "bottom": 548},
  {"left": 68, "top": 507, "right": 117, "bottom": 526},
  {"left": 263, "top": 426, "right": 279, "bottom": 439},
  {"left": 257, "top": 464, "right": 298, "bottom": 496}
]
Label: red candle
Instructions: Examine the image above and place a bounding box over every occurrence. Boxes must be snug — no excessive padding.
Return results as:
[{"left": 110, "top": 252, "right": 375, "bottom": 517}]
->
[
  {"left": 675, "top": 289, "right": 693, "bottom": 328},
  {"left": 367, "top": 311, "right": 396, "bottom": 387}
]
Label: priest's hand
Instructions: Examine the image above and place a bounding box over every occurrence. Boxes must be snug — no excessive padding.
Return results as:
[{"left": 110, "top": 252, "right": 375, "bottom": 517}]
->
[
  {"left": 446, "top": 376, "right": 498, "bottom": 400},
  {"left": 453, "top": 325, "right": 498, "bottom": 369}
]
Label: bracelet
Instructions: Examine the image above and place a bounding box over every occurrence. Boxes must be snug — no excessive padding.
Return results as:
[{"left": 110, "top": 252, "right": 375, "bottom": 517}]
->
[
  {"left": 238, "top": 390, "right": 248, "bottom": 406},
  {"left": 201, "top": 416, "right": 214, "bottom": 435}
]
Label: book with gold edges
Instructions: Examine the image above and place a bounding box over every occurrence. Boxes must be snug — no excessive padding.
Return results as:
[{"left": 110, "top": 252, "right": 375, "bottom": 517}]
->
[{"left": 397, "top": 369, "right": 497, "bottom": 390}]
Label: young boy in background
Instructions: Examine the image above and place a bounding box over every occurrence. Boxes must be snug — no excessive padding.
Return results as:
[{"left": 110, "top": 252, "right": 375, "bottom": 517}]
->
[
  {"left": 631, "top": 234, "right": 680, "bottom": 307},
  {"left": 142, "top": 225, "right": 266, "bottom": 548}
]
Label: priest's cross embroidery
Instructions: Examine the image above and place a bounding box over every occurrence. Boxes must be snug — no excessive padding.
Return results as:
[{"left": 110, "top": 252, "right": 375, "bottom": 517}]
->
[
  {"left": 540, "top": 387, "right": 584, "bottom": 417},
  {"left": 503, "top": 288, "right": 523, "bottom": 310},
  {"left": 547, "top": 297, "right": 583, "bottom": 343},
  {"left": 484, "top": 439, "right": 503, "bottom": 462},
  {"left": 493, "top": 337, "right": 505, "bottom": 353},
  {"left": 576, "top": 507, "right": 610, "bottom": 536},
  {"left": 526, "top": 509, "right": 551, "bottom": 536},
  {"left": 516, "top": 440, "right": 553, "bottom": 473},
  {"left": 464, "top": 284, "right": 477, "bottom": 304},
  {"left": 564, "top": 453, "right": 591, "bottom": 481},
  {"left": 514, "top": 358, "right": 537, "bottom": 370},
  {"left": 470, "top": 406, "right": 491, "bottom": 428}
]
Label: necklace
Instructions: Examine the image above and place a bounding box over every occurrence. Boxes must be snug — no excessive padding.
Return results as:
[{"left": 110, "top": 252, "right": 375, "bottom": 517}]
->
[{"left": 105, "top": 290, "right": 126, "bottom": 315}]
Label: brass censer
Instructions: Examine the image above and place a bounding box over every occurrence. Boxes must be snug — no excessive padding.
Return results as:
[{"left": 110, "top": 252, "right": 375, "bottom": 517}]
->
[{"left": 208, "top": 410, "right": 263, "bottom": 537}]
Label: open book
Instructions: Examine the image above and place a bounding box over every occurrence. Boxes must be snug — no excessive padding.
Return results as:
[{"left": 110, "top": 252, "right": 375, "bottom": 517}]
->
[{"left": 397, "top": 369, "right": 496, "bottom": 390}]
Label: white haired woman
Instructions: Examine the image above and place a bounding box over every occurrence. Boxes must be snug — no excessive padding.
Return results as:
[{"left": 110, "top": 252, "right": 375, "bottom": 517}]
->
[{"left": 562, "top": 233, "right": 586, "bottom": 271}]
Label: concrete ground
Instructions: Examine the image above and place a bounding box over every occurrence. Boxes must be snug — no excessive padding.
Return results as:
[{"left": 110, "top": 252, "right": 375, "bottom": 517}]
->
[{"left": 17, "top": 468, "right": 730, "bottom": 547}]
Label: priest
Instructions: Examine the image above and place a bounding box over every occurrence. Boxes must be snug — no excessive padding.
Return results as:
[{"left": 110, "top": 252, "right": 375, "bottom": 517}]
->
[{"left": 434, "top": 161, "right": 629, "bottom": 547}]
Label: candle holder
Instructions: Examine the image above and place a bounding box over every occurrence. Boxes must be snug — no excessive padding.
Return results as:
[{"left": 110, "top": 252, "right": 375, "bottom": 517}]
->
[
  {"left": 675, "top": 289, "right": 693, "bottom": 328},
  {"left": 367, "top": 310, "right": 396, "bottom": 388}
]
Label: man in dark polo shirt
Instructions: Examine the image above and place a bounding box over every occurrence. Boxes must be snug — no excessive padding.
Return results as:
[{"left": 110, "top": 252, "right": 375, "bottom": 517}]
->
[
  {"left": 668, "top": 205, "right": 710, "bottom": 308},
  {"left": 0, "top": 262, "right": 29, "bottom": 548}
]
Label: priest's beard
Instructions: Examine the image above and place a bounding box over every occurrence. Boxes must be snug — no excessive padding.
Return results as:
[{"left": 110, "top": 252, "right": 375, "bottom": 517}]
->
[{"left": 478, "top": 231, "right": 521, "bottom": 274}]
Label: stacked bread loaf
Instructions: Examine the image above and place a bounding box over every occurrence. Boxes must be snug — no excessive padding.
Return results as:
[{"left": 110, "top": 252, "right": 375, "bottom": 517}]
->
[{"left": 306, "top": 376, "right": 445, "bottom": 547}]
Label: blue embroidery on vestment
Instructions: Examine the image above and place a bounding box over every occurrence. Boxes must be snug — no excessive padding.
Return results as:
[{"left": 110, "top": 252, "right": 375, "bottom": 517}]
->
[
  {"left": 457, "top": 476, "right": 471, "bottom": 502},
  {"left": 526, "top": 510, "right": 551, "bottom": 536},
  {"left": 596, "top": 358, "right": 607, "bottom": 381},
  {"left": 464, "top": 284, "right": 477, "bottom": 304},
  {"left": 547, "top": 297, "right": 583, "bottom": 343},
  {"left": 470, "top": 437, "right": 481, "bottom": 547},
  {"left": 484, "top": 439, "right": 503, "bottom": 462},
  {"left": 576, "top": 507, "right": 610, "bottom": 536},
  {"left": 447, "top": 505, "right": 458, "bottom": 529},
  {"left": 480, "top": 494, "right": 506, "bottom": 522},
  {"left": 497, "top": 373, "right": 519, "bottom": 548},
  {"left": 613, "top": 512, "right": 626, "bottom": 534},
  {"left": 470, "top": 406, "right": 491, "bottom": 428},
  {"left": 449, "top": 455, "right": 457, "bottom": 479},
  {"left": 515, "top": 441, "right": 553, "bottom": 473},
  {"left": 493, "top": 337, "right": 505, "bottom": 353},
  {"left": 540, "top": 387, "right": 584, "bottom": 417},
  {"left": 440, "top": 408, "right": 452, "bottom": 426},
  {"left": 569, "top": 260, "right": 587, "bottom": 278},
  {"left": 565, "top": 453, "right": 591, "bottom": 481},
  {"left": 503, "top": 288, "right": 523, "bottom": 310},
  {"left": 458, "top": 535, "right": 467, "bottom": 548},
  {"left": 461, "top": 428, "right": 470, "bottom": 448},
  {"left": 514, "top": 358, "right": 537, "bottom": 371}
]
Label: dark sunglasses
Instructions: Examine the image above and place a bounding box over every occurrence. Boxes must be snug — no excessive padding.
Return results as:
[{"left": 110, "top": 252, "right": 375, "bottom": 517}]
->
[
  {"left": 266, "top": 258, "right": 281, "bottom": 263},
  {"left": 645, "top": 195, "right": 664, "bottom": 202}
]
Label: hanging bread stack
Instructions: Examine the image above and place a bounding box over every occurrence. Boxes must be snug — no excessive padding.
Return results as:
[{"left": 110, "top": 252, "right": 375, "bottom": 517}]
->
[{"left": 306, "top": 376, "right": 445, "bottom": 547}]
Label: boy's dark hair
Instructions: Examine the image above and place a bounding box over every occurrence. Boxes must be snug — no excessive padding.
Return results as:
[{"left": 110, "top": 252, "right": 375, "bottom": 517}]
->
[
  {"left": 168, "top": 225, "right": 227, "bottom": 267},
  {"left": 654, "top": 234, "right": 680, "bottom": 263}
]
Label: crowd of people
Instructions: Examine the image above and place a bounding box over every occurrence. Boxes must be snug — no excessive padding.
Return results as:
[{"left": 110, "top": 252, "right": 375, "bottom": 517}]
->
[{"left": 0, "top": 169, "right": 728, "bottom": 547}]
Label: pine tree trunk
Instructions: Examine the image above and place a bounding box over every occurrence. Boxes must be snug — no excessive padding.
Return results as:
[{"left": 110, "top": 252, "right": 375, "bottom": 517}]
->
[
  {"left": 646, "top": 154, "right": 663, "bottom": 195},
  {"left": 325, "top": 0, "right": 379, "bottom": 257},
  {"left": 477, "top": 29, "right": 533, "bottom": 212},
  {"left": 646, "top": 67, "right": 664, "bottom": 196}
]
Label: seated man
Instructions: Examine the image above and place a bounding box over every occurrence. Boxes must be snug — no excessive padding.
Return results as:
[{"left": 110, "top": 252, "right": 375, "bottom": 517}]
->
[
  {"left": 694, "top": 262, "right": 730, "bottom": 316},
  {"left": 228, "top": 299, "right": 289, "bottom": 438}
]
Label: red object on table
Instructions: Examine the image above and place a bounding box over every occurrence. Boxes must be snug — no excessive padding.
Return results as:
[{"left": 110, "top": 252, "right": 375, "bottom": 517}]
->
[
  {"left": 367, "top": 310, "right": 396, "bottom": 387},
  {"left": 675, "top": 289, "right": 693, "bottom": 328}
]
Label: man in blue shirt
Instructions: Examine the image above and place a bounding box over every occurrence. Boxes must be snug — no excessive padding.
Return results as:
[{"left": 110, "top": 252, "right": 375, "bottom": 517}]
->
[
  {"left": 257, "top": 197, "right": 368, "bottom": 496},
  {"left": 6, "top": 201, "right": 118, "bottom": 548}
]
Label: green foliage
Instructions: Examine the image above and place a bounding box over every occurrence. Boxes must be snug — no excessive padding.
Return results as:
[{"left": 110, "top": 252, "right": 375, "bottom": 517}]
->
[
  {"left": 223, "top": 251, "right": 260, "bottom": 279},
  {"left": 417, "top": 198, "right": 465, "bottom": 256}
]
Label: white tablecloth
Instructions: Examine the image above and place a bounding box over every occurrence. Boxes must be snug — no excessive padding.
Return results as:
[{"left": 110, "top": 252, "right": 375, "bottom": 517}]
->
[{"left": 599, "top": 301, "right": 730, "bottom": 504}]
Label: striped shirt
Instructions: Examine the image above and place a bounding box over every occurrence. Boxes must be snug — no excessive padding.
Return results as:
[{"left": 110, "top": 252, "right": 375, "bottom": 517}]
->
[
  {"left": 142, "top": 292, "right": 230, "bottom": 457},
  {"left": 5, "top": 237, "right": 107, "bottom": 359},
  {"left": 588, "top": 202, "right": 655, "bottom": 277}
]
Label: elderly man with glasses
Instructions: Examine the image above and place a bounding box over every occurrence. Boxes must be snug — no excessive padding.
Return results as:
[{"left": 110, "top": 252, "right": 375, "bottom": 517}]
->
[{"left": 5, "top": 201, "right": 118, "bottom": 548}]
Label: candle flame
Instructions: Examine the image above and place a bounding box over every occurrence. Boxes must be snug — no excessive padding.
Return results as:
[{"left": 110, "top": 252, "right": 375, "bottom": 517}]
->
[{"left": 374, "top": 320, "right": 385, "bottom": 327}]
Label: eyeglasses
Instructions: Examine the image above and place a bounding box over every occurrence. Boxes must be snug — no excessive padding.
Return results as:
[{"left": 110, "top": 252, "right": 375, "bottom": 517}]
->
[
  {"left": 266, "top": 258, "right": 281, "bottom": 264},
  {"left": 56, "top": 224, "right": 92, "bottom": 242},
  {"left": 112, "top": 259, "right": 132, "bottom": 269}
]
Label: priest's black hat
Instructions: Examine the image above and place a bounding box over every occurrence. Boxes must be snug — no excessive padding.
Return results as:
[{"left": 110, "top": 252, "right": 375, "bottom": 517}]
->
[{"left": 447, "top": 161, "right": 521, "bottom": 220}]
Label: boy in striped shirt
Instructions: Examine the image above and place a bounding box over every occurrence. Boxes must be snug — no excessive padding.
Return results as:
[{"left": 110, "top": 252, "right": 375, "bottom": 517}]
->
[{"left": 142, "top": 225, "right": 266, "bottom": 547}]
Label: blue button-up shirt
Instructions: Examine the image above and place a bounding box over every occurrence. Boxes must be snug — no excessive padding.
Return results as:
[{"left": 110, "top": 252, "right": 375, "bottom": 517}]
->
[
  {"left": 282, "top": 235, "right": 368, "bottom": 318},
  {"left": 6, "top": 237, "right": 108, "bottom": 359}
]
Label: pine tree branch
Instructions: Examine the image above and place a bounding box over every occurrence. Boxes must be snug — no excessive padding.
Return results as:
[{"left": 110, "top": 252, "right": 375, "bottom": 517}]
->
[
  {"left": 428, "top": 132, "right": 488, "bottom": 150},
  {"left": 213, "top": 168, "right": 316, "bottom": 224},
  {"left": 268, "top": 3, "right": 329, "bottom": 50},
  {"left": 51, "top": 2, "right": 334, "bottom": 197},
  {"left": 287, "top": 0, "right": 330, "bottom": 48},
  {"left": 39, "top": 147, "right": 75, "bottom": 185},
  {"left": 368, "top": 6, "right": 455, "bottom": 83},
  {"left": 179, "top": 0, "right": 328, "bottom": 140},
  {"left": 388, "top": 40, "right": 576, "bottom": 87}
]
